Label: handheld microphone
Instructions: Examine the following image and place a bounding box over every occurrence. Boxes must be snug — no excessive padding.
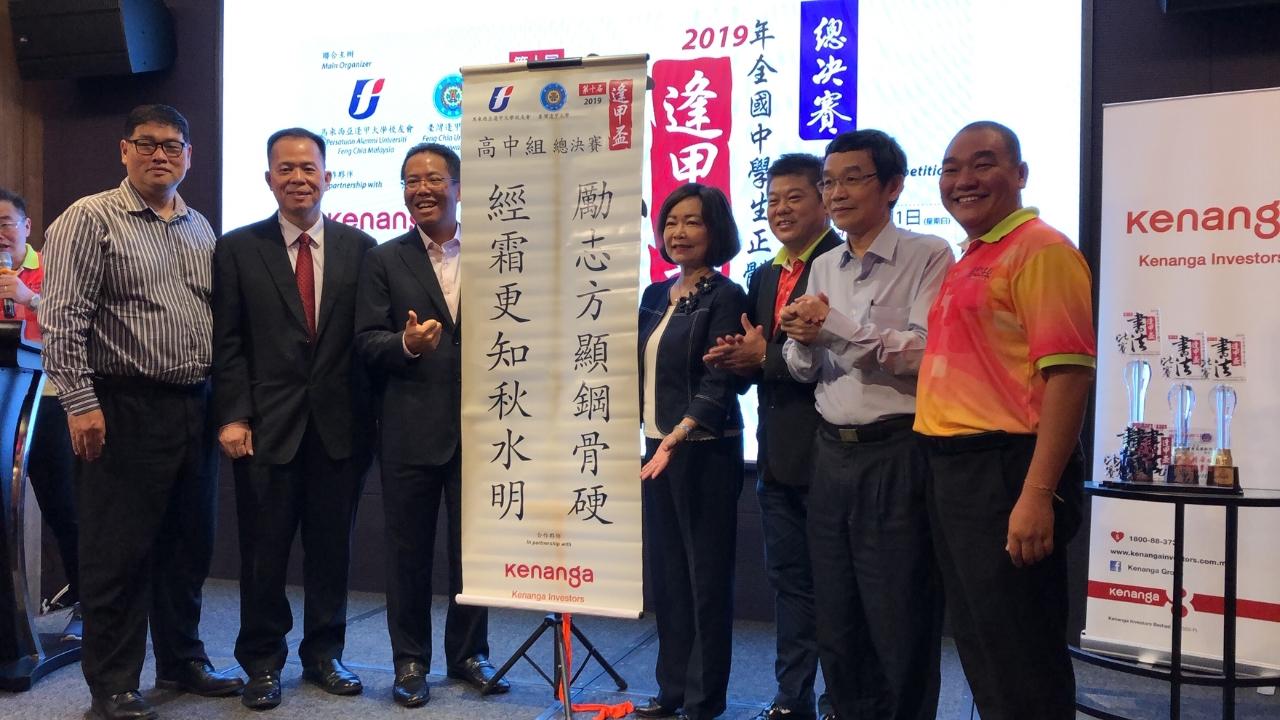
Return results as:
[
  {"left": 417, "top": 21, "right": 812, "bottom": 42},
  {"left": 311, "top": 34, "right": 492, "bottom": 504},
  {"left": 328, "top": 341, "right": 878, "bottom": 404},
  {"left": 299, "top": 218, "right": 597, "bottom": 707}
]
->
[{"left": 0, "top": 252, "right": 14, "bottom": 319}]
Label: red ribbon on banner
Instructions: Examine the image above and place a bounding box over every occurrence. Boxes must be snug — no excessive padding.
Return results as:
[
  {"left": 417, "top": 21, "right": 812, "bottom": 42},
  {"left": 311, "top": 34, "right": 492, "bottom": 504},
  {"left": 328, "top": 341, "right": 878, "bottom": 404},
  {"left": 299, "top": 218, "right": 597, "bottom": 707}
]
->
[{"left": 1189, "top": 593, "right": 1280, "bottom": 623}]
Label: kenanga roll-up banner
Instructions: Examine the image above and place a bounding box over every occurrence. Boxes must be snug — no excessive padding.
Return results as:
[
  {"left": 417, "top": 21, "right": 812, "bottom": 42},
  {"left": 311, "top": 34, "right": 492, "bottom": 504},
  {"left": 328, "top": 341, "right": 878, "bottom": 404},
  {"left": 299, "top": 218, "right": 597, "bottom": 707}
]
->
[
  {"left": 456, "top": 55, "right": 648, "bottom": 618},
  {"left": 1086, "top": 88, "right": 1280, "bottom": 674}
]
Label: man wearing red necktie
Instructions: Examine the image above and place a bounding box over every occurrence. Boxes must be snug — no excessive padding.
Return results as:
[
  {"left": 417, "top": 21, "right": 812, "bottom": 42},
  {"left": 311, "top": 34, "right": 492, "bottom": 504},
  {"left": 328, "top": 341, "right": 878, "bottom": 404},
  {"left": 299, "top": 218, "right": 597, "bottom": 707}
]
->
[{"left": 212, "top": 128, "right": 376, "bottom": 710}]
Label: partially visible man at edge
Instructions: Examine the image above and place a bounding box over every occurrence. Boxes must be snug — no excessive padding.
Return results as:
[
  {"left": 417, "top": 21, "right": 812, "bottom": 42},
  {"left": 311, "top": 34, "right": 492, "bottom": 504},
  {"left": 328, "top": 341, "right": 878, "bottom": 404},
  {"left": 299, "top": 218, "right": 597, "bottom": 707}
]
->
[
  {"left": 915, "top": 120, "right": 1096, "bottom": 720},
  {"left": 41, "top": 104, "right": 244, "bottom": 720}
]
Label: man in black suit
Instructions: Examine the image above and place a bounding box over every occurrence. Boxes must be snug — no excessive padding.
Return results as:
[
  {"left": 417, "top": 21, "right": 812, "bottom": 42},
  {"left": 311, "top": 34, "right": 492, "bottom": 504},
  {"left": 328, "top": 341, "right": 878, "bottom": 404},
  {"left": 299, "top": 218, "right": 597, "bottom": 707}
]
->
[
  {"left": 212, "top": 128, "right": 375, "bottom": 710},
  {"left": 704, "top": 154, "right": 839, "bottom": 720},
  {"left": 355, "top": 143, "right": 506, "bottom": 708}
]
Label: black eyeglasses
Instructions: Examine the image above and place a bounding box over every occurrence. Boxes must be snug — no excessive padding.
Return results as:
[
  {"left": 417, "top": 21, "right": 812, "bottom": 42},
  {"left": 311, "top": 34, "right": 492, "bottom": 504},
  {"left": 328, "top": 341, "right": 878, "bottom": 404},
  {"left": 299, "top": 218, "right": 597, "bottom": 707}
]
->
[{"left": 126, "top": 138, "right": 188, "bottom": 158}]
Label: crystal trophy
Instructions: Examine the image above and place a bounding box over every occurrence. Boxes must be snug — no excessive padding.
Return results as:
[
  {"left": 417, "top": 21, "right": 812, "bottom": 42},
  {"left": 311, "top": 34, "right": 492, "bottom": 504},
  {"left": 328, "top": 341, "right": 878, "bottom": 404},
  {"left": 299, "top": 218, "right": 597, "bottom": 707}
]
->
[
  {"left": 1167, "top": 383, "right": 1198, "bottom": 485},
  {"left": 1207, "top": 384, "right": 1239, "bottom": 490},
  {"left": 1123, "top": 360, "right": 1153, "bottom": 481}
]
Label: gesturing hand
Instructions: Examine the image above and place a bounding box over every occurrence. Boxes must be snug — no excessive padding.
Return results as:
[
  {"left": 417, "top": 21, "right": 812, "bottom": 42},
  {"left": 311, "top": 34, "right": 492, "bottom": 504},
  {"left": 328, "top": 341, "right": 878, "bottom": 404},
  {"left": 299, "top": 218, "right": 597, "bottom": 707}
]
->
[
  {"left": 404, "top": 309, "right": 443, "bottom": 354},
  {"left": 703, "top": 313, "right": 767, "bottom": 375}
]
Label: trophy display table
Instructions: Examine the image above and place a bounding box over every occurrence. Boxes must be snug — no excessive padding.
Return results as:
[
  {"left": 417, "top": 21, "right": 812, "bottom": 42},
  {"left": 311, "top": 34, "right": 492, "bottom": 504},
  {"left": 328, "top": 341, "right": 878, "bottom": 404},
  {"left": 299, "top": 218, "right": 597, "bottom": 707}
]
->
[
  {"left": 0, "top": 322, "right": 80, "bottom": 690},
  {"left": 1073, "top": 482, "right": 1280, "bottom": 720}
]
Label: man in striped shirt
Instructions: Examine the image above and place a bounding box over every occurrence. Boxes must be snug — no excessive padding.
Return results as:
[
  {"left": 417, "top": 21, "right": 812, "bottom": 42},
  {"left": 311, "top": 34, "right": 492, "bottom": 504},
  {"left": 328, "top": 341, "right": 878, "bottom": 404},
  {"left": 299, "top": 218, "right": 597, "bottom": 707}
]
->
[{"left": 42, "top": 104, "right": 243, "bottom": 720}]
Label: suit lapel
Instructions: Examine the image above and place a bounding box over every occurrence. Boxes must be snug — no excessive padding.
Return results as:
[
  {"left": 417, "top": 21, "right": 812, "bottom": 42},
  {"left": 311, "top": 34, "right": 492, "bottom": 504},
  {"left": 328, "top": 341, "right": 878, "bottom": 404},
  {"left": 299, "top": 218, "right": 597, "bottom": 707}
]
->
[
  {"left": 396, "top": 231, "right": 455, "bottom": 332},
  {"left": 255, "top": 218, "right": 310, "bottom": 335},
  {"left": 757, "top": 264, "right": 781, "bottom": 338},
  {"left": 314, "top": 220, "right": 348, "bottom": 339}
]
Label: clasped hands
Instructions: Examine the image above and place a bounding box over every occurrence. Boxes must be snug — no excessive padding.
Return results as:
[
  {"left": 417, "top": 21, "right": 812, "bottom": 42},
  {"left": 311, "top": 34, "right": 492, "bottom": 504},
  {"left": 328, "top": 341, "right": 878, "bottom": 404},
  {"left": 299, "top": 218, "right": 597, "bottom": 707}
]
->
[{"left": 704, "top": 294, "right": 832, "bottom": 374}]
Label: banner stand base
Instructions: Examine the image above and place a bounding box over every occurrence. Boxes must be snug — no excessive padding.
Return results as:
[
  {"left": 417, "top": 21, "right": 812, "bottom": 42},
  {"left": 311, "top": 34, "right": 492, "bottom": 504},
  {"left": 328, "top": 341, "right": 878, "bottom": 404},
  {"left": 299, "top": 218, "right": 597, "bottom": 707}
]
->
[{"left": 486, "top": 613, "right": 627, "bottom": 717}]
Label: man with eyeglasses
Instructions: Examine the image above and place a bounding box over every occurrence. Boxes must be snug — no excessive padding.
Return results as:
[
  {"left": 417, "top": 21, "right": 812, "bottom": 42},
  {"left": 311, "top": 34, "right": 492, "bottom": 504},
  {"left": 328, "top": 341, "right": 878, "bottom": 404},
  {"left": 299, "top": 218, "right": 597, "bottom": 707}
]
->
[
  {"left": 41, "top": 104, "right": 243, "bottom": 720},
  {"left": 779, "top": 129, "right": 951, "bottom": 720},
  {"left": 355, "top": 142, "right": 506, "bottom": 708},
  {"left": 914, "top": 121, "right": 1094, "bottom": 720},
  {"left": 211, "top": 127, "right": 376, "bottom": 710}
]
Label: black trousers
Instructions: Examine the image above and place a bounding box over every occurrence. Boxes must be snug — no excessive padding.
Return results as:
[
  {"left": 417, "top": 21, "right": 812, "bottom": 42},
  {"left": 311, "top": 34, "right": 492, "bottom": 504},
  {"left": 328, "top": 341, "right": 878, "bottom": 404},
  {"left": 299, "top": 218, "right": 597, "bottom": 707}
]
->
[
  {"left": 643, "top": 435, "right": 743, "bottom": 720},
  {"left": 755, "top": 470, "right": 826, "bottom": 717},
  {"left": 28, "top": 393, "right": 79, "bottom": 604},
  {"left": 808, "top": 426, "right": 942, "bottom": 720},
  {"left": 380, "top": 449, "right": 488, "bottom": 670},
  {"left": 77, "top": 378, "right": 216, "bottom": 697},
  {"left": 233, "top": 422, "right": 369, "bottom": 672},
  {"left": 921, "top": 432, "right": 1084, "bottom": 720}
]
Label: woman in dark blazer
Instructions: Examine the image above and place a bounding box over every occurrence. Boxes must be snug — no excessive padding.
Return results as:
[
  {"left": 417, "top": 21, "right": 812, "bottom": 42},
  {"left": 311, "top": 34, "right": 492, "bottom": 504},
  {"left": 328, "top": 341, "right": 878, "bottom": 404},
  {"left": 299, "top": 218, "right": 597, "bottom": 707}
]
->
[{"left": 636, "top": 183, "right": 746, "bottom": 720}]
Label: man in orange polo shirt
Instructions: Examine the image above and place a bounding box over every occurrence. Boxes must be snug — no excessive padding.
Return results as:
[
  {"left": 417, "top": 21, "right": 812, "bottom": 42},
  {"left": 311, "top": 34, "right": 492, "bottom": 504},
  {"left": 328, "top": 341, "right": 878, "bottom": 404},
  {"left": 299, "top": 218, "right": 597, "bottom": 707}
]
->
[{"left": 914, "top": 122, "right": 1095, "bottom": 720}]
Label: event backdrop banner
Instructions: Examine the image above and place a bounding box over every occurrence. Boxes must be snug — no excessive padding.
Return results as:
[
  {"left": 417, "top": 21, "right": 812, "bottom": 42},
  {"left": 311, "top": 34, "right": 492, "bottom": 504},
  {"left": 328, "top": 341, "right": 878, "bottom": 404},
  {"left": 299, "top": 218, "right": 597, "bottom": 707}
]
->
[
  {"left": 221, "top": 0, "right": 1085, "bottom": 464},
  {"left": 1086, "top": 88, "right": 1280, "bottom": 672},
  {"left": 455, "top": 56, "right": 648, "bottom": 618}
]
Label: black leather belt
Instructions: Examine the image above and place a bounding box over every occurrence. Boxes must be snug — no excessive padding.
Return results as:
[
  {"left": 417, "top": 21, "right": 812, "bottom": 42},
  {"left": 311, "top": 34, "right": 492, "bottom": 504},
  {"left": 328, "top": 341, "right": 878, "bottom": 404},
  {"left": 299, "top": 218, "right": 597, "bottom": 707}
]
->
[{"left": 818, "top": 415, "right": 914, "bottom": 443}]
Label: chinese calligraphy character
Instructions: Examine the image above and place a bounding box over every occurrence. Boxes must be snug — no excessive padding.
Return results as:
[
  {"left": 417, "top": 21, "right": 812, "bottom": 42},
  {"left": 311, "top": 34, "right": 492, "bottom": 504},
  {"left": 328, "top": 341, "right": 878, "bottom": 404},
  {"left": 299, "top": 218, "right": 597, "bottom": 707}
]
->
[
  {"left": 807, "top": 90, "right": 852, "bottom": 135},
  {"left": 573, "top": 181, "right": 614, "bottom": 221},
  {"left": 490, "top": 428, "right": 532, "bottom": 470},
  {"left": 750, "top": 123, "right": 773, "bottom": 153},
  {"left": 750, "top": 90, "right": 773, "bottom": 118},
  {"left": 572, "top": 433, "right": 610, "bottom": 479},
  {"left": 748, "top": 157, "right": 771, "bottom": 189},
  {"left": 572, "top": 382, "right": 611, "bottom": 422},
  {"left": 489, "top": 231, "right": 527, "bottom": 274},
  {"left": 750, "top": 19, "right": 775, "bottom": 49},
  {"left": 491, "top": 282, "right": 530, "bottom": 323},
  {"left": 669, "top": 143, "right": 720, "bottom": 184},
  {"left": 747, "top": 55, "right": 778, "bottom": 85},
  {"left": 576, "top": 280, "right": 610, "bottom": 321},
  {"left": 574, "top": 333, "right": 609, "bottom": 373},
  {"left": 488, "top": 184, "right": 530, "bottom": 222},
  {"left": 812, "top": 55, "right": 849, "bottom": 86},
  {"left": 662, "top": 71, "right": 723, "bottom": 140},
  {"left": 576, "top": 231, "right": 611, "bottom": 272},
  {"left": 488, "top": 380, "right": 531, "bottom": 420},
  {"left": 569, "top": 483, "right": 612, "bottom": 524},
  {"left": 486, "top": 331, "right": 530, "bottom": 370},
  {"left": 491, "top": 480, "right": 525, "bottom": 520},
  {"left": 814, "top": 17, "right": 847, "bottom": 51}
]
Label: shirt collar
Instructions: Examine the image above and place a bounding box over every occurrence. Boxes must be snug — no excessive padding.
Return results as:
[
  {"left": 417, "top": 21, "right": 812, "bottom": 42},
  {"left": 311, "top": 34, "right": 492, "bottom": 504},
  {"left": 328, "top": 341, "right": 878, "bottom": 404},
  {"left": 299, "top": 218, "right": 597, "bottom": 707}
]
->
[
  {"left": 119, "top": 178, "right": 189, "bottom": 219},
  {"left": 839, "top": 222, "right": 899, "bottom": 268},
  {"left": 20, "top": 245, "right": 39, "bottom": 270},
  {"left": 417, "top": 222, "right": 462, "bottom": 251},
  {"left": 279, "top": 213, "right": 324, "bottom": 248},
  {"left": 772, "top": 227, "right": 830, "bottom": 267},
  {"left": 963, "top": 207, "right": 1040, "bottom": 253}
]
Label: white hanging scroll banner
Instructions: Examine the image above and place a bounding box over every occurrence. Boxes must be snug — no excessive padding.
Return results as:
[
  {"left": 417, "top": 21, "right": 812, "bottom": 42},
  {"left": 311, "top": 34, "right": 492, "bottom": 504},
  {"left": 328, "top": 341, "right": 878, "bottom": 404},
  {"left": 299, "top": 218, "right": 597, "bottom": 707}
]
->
[{"left": 456, "top": 55, "right": 647, "bottom": 618}]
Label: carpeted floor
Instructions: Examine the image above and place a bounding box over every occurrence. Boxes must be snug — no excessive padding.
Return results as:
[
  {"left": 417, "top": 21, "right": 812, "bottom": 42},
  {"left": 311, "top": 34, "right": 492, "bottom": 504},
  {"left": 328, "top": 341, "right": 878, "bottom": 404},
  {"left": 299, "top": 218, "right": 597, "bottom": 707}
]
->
[{"left": 2, "top": 579, "right": 1275, "bottom": 719}]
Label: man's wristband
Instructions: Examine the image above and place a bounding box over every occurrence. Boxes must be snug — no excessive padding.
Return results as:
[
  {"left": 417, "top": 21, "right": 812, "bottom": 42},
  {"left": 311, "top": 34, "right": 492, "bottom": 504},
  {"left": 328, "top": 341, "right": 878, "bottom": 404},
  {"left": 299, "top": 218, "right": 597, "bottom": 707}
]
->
[{"left": 675, "top": 421, "right": 695, "bottom": 437}]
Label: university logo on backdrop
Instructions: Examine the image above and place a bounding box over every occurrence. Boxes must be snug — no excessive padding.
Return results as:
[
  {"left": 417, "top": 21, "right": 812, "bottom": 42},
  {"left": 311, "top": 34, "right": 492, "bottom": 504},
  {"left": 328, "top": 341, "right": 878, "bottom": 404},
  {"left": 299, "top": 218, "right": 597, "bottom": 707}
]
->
[
  {"left": 489, "top": 85, "right": 515, "bottom": 112},
  {"left": 347, "top": 78, "right": 384, "bottom": 120}
]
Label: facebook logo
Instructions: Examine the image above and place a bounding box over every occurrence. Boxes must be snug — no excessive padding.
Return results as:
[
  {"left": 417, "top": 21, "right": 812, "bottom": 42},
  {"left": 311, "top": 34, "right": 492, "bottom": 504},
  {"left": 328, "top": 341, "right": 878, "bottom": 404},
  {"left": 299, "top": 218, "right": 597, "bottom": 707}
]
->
[{"left": 1109, "top": 560, "right": 1122, "bottom": 573}]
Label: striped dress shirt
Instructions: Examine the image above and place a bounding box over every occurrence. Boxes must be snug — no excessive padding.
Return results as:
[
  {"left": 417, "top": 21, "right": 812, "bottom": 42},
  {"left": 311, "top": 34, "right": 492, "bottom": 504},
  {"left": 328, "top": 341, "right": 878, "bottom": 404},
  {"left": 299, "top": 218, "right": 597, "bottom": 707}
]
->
[{"left": 41, "top": 179, "right": 216, "bottom": 414}]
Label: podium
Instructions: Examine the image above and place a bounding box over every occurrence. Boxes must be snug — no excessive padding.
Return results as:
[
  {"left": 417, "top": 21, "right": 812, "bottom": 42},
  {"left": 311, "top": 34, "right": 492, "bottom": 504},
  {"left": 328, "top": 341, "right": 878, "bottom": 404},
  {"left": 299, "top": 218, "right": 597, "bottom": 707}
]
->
[{"left": 0, "top": 320, "right": 79, "bottom": 690}]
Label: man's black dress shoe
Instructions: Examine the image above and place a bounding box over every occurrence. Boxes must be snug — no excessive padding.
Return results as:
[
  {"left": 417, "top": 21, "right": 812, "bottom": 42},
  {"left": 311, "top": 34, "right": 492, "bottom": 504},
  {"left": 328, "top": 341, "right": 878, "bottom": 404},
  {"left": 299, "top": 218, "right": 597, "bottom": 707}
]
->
[
  {"left": 446, "top": 654, "right": 510, "bottom": 694},
  {"left": 156, "top": 659, "right": 245, "bottom": 697},
  {"left": 241, "top": 670, "right": 281, "bottom": 710},
  {"left": 302, "top": 658, "right": 363, "bottom": 695},
  {"left": 633, "top": 697, "right": 679, "bottom": 718},
  {"left": 392, "top": 660, "right": 430, "bottom": 708},
  {"left": 754, "top": 702, "right": 816, "bottom": 720},
  {"left": 91, "top": 690, "right": 157, "bottom": 720}
]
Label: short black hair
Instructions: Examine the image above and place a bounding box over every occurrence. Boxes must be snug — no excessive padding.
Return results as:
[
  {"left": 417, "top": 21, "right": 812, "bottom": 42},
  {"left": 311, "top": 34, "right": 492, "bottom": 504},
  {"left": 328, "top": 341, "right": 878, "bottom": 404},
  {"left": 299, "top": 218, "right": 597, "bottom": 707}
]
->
[
  {"left": 956, "top": 120, "right": 1022, "bottom": 164},
  {"left": 123, "top": 104, "right": 190, "bottom": 143},
  {"left": 824, "top": 129, "right": 908, "bottom": 187},
  {"left": 657, "top": 183, "right": 740, "bottom": 268},
  {"left": 0, "top": 188, "right": 27, "bottom": 218},
  {"left": 267, "top": 127, "right": 327, "bottom": 163},
  {"left": 401, "top": 142, "right": 461, "bottom": 182},
  {"left": 767, "top": 153, "right": 823, "bottom": 189}
]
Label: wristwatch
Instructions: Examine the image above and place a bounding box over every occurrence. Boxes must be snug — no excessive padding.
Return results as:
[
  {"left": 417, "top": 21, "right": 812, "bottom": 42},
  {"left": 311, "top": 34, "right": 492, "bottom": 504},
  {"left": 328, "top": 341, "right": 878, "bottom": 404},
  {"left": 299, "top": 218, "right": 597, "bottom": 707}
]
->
[{"left": 27, "top": 293, "right": 40, "bottom": 311}]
